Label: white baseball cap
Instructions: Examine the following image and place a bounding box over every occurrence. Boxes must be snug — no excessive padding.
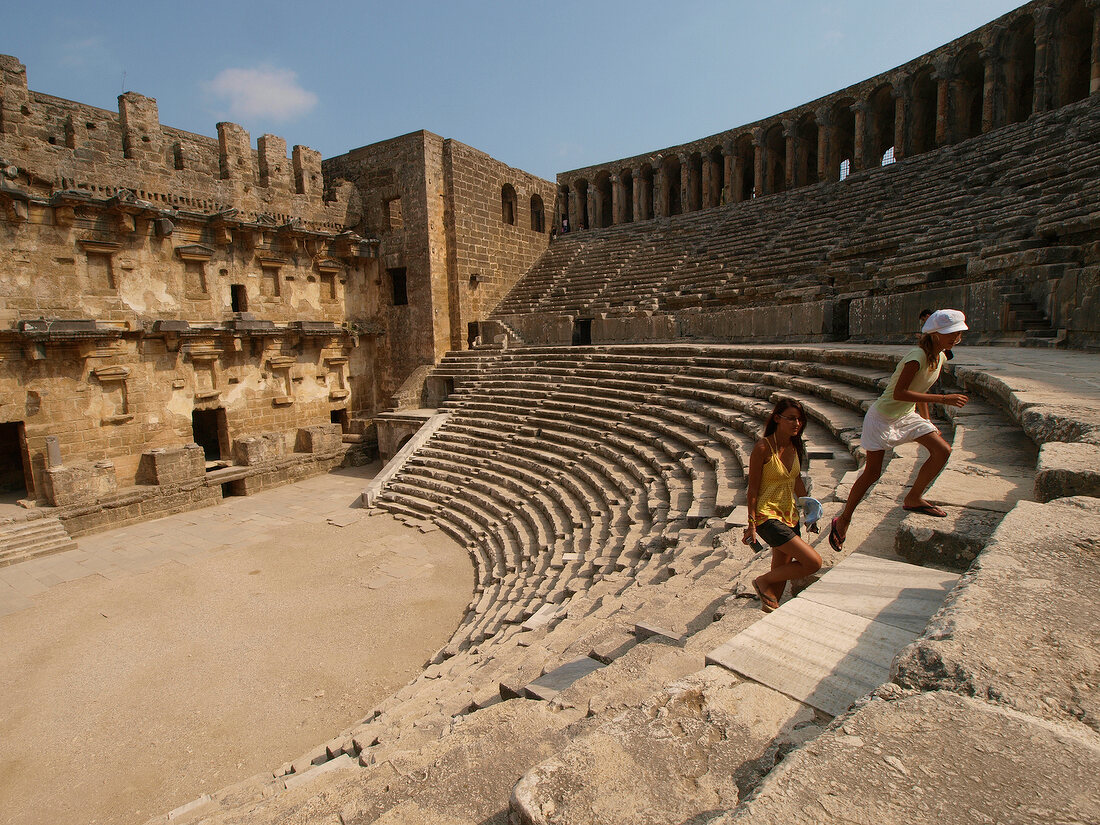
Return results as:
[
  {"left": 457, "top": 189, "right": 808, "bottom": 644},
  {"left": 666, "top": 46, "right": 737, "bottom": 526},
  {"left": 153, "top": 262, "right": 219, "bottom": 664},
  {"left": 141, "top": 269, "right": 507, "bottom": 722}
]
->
[{"left": 921, "top": 309, "right": 968, "bottom": 335}]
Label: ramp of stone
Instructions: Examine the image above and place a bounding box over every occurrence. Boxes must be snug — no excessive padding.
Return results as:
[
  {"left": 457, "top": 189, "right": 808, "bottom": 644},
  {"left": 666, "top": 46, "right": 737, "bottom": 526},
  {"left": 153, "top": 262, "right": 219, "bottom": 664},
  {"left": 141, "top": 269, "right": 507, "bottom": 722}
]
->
[{"left": 706, "top": 553, "right": 957, "bottom": 717}]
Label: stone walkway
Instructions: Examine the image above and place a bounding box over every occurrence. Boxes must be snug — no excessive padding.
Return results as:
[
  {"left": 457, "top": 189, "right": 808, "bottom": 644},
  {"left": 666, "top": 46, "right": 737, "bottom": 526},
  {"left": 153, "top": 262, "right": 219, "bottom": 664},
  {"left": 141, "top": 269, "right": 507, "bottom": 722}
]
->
[{"left": 0, "top": 464, "right": 380, "bottom": 617}]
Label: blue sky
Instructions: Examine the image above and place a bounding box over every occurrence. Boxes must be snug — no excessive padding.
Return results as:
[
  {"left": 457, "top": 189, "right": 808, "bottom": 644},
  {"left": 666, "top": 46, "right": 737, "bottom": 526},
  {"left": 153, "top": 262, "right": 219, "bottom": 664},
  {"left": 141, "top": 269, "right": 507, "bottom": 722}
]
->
[{"left": 4, "top": 1, "right": 1026, "bottom": 180}]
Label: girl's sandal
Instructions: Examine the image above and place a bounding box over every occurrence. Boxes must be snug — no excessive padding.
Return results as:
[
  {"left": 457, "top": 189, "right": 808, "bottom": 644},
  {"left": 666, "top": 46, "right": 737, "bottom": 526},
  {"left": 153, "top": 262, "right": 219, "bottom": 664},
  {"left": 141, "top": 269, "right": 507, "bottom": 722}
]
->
[
  {"left": 752, "top": 577, "right": 779, "bottom": 613},
  {"left": 828, "top": 518, "right": 845, "bottom": 553}
]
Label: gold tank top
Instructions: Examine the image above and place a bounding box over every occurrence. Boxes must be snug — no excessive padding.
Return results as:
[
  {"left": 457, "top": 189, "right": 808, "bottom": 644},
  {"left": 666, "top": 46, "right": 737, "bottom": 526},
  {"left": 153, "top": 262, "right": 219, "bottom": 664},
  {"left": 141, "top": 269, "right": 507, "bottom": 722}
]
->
[{"left": 754, "top": 437, "right": 800, "bottom": 527}]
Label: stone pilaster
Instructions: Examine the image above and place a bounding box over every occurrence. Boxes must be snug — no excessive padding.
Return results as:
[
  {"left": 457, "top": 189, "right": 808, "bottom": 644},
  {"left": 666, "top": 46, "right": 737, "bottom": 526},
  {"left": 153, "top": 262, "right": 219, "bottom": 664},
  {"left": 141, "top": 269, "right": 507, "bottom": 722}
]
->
[
  {"left": 980, "top": 42, "right": 1003, "bottom": 132},
  {"left": 892, "top": 80, "right": 910, "bottom": 160},
  {"left": 815, "top": 106, "right": 832, "bottom": 181},
  {"left": 678, "top": 152, "right": 692, "bottom": 213},
  {"left": 1033, "top": 6, "right": 1054, "bottom": 113},
  {"left": 851, "top": 100, "right": 870, "bottom": 170},
  {"left": 610, "top": 173, "right": 623, "bottom": 225},
  {"left": 782, "top": 120, "right": 797, "bottom": 190},
  {"left": 1089, "top": 0, "right": 1100, "bottom": 94},
  {"left": 933, "top": 58, "right": 955, "bottom": 146},
  {"left": 654, "top": 160, "right": 668, "bottom": 219},
  {"left": 752, "top": 128, "right": 766, "bottom": 198}
]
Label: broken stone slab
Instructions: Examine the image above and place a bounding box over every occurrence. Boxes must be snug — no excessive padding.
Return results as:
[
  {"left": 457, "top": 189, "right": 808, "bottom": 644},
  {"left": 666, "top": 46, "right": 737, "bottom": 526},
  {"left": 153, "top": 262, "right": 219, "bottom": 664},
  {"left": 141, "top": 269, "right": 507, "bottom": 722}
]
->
[
  {"left": 510, "top": 666, "right": 817, "bottom": 825},
  {"left": 712, "top": 690, "right": 1100, "bottom": 825},
  {"left": 522, "top": 601, "right": 567, "bottom": 632},
  {"left": 1034, "top": 441, "right": 1100, "bottom": 502},
  {"left": 894, "top": 506, "right": 1003, "bottom": 571},
  {"left": 892, "top": 497, "right": 1100, "bottom": 734},
  {"left": 282, "top": 753, "right": 357, "bottom": 791},
  {"left": 633, "top": 622, "right": 681, "bottom": 644},
  {"left": 524, "top": 656, "right": 606, "bottom": 701}
]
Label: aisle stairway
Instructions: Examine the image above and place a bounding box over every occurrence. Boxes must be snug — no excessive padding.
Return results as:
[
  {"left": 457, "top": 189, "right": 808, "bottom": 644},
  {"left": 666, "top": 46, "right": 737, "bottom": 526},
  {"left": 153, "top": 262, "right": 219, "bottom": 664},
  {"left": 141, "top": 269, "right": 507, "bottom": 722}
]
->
[{"left": 0, "top": 516, "right": 77, "bottom": 567}]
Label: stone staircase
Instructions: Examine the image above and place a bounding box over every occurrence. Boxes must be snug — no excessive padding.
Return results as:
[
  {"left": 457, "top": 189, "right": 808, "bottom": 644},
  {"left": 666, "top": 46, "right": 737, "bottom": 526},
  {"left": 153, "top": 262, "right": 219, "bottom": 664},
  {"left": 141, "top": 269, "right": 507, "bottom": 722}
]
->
[{"left": 0, "top": 516, "right": 77, "bottom": 567}]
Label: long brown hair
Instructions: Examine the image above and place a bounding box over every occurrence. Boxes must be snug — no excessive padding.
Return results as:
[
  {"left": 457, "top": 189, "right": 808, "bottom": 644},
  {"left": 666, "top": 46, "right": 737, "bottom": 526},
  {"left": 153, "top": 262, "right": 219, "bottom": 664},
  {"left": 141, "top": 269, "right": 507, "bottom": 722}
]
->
[
  {"left": 918, "top": 333, "right": 939, "bottom": 371},
  {"left": 763, "top": 398, "right": 807, "bottom": 465}
]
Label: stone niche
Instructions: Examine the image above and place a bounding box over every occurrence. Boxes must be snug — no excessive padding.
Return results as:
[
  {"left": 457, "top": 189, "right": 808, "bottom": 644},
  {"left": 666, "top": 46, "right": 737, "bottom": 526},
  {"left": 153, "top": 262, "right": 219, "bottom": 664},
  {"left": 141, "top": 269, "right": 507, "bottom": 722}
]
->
[
  {"left": 295, "top": 424, "right": 342, "bottom": 455},
  {"left": 136, "top": 444, "right": 206, "bottom": 485},
  {"left": 42, "top": 460, "right": 118, "bottom": 507},
  {"left": 234, "top": 432, "right": 288, "bottom": 466}
]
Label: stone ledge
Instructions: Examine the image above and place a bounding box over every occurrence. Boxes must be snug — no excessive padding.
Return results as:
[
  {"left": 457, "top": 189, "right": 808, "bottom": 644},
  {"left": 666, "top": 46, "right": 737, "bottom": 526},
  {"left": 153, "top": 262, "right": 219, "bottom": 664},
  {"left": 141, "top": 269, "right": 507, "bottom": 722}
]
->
[
  {"left": 892, "top": 497, "right": 1100, "bottom": 733},
  {"left": 713, "top": 690, "right": 1100, "bottom": 825},
  {"left": 1034, "top": 441, "right": 1100, "bottom": 502},
  {"left": 894, "top": 507, "right": 1003, "bottom": 571}
]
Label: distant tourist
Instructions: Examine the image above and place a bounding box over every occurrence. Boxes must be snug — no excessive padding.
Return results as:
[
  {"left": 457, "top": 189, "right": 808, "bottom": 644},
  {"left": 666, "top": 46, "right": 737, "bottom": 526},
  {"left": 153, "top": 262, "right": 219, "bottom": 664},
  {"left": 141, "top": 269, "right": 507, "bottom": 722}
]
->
[
  {"left": 744, "top": 399, "right": 822, "bottom": 612},
  {"left": 561, "top": 215, "right": 570, "bottom": 234},
  {"left": 829, "top": 309, "right": 970, "bottom": 552}
]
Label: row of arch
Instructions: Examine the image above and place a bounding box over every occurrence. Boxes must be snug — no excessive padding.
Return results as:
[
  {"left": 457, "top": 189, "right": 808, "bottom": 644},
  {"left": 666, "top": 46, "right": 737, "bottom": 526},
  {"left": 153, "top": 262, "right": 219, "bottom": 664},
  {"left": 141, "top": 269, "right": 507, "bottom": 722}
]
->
[
  {"left": 501, "top": 185, "right": 546, "bottom": 232},
  {"left": 558, "top": 0, "right": 1097, "bottom": 231}
]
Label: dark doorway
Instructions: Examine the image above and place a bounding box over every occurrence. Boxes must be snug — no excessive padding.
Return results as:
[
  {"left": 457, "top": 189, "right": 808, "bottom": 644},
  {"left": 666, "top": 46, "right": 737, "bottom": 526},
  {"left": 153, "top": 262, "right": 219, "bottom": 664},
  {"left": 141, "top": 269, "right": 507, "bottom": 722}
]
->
[
  {"left": 572, "top": 318, "right": 592, "bottom": 345},
  {"left": 231, "top": 284, "right": 248, "bottom": 312},
  {"left": 0, "top": 421, "right": 29, "bottom": 495},
  {"left": 192, "top": 408, "right": 228, "bottom": 462},
  {"left": 330, "top": 408, "right": 349, "bottom": 433},
  {"left": 468, "top": 321, "right": 480, "bottom": 347}
]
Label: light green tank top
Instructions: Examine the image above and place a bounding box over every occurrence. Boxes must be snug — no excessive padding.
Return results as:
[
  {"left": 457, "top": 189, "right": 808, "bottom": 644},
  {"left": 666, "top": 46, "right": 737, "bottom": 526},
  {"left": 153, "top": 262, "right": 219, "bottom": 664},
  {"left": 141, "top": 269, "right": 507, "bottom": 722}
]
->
[{"left": 873, "top": 347, "right": 945, "bottom": 420}]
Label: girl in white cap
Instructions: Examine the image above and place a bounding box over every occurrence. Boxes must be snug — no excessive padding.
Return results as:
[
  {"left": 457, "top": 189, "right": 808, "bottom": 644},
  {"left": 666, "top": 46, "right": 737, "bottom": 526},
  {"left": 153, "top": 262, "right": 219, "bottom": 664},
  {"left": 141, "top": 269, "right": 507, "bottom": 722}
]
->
[{"left": 829, "top": 309, "right": 970, "bottom": 552}]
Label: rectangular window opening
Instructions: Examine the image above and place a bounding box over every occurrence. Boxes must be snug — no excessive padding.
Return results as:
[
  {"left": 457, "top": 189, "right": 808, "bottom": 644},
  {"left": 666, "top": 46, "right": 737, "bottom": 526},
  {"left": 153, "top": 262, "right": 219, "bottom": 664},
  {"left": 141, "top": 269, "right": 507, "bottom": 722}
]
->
[{"left": 388, "top": 267, "right": 408, "bottom": 306}]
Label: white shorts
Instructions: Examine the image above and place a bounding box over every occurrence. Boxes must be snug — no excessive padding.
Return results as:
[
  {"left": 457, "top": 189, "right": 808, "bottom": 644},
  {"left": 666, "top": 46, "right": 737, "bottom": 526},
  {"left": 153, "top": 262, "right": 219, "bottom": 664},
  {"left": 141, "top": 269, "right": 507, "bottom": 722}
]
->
[{"left": 860, "top": 406, "right": 938, "bottom": 452}]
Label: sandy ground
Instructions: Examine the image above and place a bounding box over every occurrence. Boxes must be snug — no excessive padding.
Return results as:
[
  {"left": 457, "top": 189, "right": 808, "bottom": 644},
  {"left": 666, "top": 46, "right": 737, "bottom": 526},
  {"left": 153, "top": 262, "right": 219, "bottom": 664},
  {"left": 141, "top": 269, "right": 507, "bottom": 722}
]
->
[{"left": 0, "top": 513, "right": 472, "bottom": 825}]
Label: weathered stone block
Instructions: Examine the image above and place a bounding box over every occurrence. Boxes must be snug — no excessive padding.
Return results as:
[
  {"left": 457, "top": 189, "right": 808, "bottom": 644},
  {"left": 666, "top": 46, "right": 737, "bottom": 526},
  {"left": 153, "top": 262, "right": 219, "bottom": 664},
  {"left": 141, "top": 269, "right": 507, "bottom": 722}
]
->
[
  {"left": 892, "top": 497, "right": 1100, "bottom": 732},
  {"left": 714, "top": 691, "right": 1100, "bottom": 825},
  {"left": 42, "top": 460, "right": 117, "bottom": 507},
  {"left": 895, "top": 506, "right": 1003, "bottom": 571},
  {"left": 295, "top": 424, "right": 342, "bottom": 454},
  {"left": 137, "top": 444, "right": 205, "bottom": 485},
  {"left": 1034, "top": 441, "right": 1100, "bottom": 502},
  {"left": 233, "top": 433, "right": 286, "bottom": 466}
]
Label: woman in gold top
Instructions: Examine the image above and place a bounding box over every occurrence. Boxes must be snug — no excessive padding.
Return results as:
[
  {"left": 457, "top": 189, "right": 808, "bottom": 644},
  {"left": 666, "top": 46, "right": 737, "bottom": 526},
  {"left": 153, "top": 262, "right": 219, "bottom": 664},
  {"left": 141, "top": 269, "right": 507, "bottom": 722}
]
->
[
  {"left": 828, "top": 309, "right": 971, "bottom": 553},
  {"left": 743, "top": 399, "right": 822, "bottom": 612}
]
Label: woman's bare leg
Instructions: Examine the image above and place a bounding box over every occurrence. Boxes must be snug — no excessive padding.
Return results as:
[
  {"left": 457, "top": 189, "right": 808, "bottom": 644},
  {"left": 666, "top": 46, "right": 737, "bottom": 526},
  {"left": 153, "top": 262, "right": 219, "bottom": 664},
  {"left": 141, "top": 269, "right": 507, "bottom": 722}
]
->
[
  {"left": 904, "top": 430, "right": 952, "bottom": 508},
  {"left": 755, "top": 536, "right": 822, "bottom": 598},
  {"left": 834, "top": 449, "right": 885, "bottom": 540}
]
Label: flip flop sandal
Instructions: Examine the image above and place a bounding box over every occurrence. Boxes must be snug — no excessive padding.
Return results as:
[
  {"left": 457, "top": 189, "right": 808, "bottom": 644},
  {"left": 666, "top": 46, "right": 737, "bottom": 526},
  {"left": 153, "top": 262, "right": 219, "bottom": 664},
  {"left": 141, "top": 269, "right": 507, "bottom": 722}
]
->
[
  {"left": 752, "top": 577, "right": 779, "bottom": 612},
  {"left": 902, "top": 504, "right": 948, "bottom": 517},
  {"left": 828, "top": 517, "right": 845, "bottom": 552}
]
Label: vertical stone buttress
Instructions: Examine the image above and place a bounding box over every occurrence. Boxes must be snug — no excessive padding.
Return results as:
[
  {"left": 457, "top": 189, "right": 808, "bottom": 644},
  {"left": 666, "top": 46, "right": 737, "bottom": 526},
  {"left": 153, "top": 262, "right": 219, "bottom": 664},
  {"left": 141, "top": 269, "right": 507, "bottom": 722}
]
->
[
  {"left": 783, "top": 119, "right": 797, "bottom": 190},
  {"left": 1033, "top": 6, "right": 1054, "bottom": 114},
  {"left": 851, "top": 100, "right": 869, "bottom": 171},
  {"left": 892, "top": 82, "right": 909, "bottom": 161},
  {"left": 118, "top": 92, "right": 163, "bottom": 161},
  {"left": 815, "top": 106, "right": 832, "bottom": 182},
  {"left": 678, "top": 153, "right": 692, "bottom": 213},
  {"left": 610, "top": 173, "right": 623, "bottom": 224},
  {"left": 752, "top": 129, "right": 766, "bottom": 198},
  {"left": 933, "top": 58, "right": 954, "bottom": 146},
  {"left": 1089, "top": 0, "right": 1100, "bottom": 94}
]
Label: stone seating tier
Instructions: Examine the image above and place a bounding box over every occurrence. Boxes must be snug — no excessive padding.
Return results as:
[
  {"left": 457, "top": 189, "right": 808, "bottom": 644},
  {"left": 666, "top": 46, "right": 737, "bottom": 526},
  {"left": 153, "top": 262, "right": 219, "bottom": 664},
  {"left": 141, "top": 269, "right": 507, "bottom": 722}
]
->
[{"left": 492, "top": 98, "right": 1100, "bottom": 346}]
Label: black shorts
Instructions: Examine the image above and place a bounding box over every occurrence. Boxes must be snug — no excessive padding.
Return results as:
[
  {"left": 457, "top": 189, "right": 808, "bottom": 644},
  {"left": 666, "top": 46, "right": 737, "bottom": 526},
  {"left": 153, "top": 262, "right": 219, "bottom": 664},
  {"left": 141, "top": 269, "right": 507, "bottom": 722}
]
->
[{"left": 757, "top": 518, "right": 801, "bottom": 549}]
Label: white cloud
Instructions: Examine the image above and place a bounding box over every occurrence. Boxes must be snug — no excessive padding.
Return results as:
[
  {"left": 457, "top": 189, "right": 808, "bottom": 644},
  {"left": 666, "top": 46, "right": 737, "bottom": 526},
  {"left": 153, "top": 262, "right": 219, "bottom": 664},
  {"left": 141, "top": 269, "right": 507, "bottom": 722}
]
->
[{"left": 204, "top": 66, "right": 317, "bottom": 121}]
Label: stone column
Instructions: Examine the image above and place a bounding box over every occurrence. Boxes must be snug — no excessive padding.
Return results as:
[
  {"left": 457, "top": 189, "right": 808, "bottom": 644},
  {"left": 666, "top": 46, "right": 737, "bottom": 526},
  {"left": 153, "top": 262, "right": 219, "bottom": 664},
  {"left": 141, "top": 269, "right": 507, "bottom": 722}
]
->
[
  {"left": 892, "top": 81, "right": 910, "bottom": 161},
  {"left": 752, "top": 128, "right": 766, "bottom": 198},
  {"left": 783, "top": 120, "right": 797, "bottom": 190},
  {"left": 632, "top": 167, "right": 646, "bottom": 222},
  {"left": 567, "top": 186, "right": 579, "bottom": 232},
  {"left": 654, "top": 159, "right": 668, "bottom": 218},
  {"left": 980, "top": 44, "right": 1002, "bottom": 132},
  {"left": 701, "top": 157, "right": 714, "bottom": 209},
  {"left": 1033, "top": 7, "right": 1054, "bottom": 113},
  {"left": 933, "top": 59, "right": 954, "bottom": 146},
  {"left": 815, "top": 106, "right": 832, "bottom": 181},
  {"left": 851, "top": 100, "right": 869, "bottom": 171},
  {"left": 1090, "top": 0, "right": 1100, "bottom": 95},
  {"left": 678, "top": 153, "right": 692, "bottom": 213},
  {"left": 722, "top": 141, "right": 734, "bottom": 204},
  {"left": 587, "top": 186, "right": 598, "bottom": 230},
  {"left": 731, "top": 154, "right": 745, "bottom": 203},
  {"left": 610, "top": 173, "right": 623, "bottom": 225}
]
